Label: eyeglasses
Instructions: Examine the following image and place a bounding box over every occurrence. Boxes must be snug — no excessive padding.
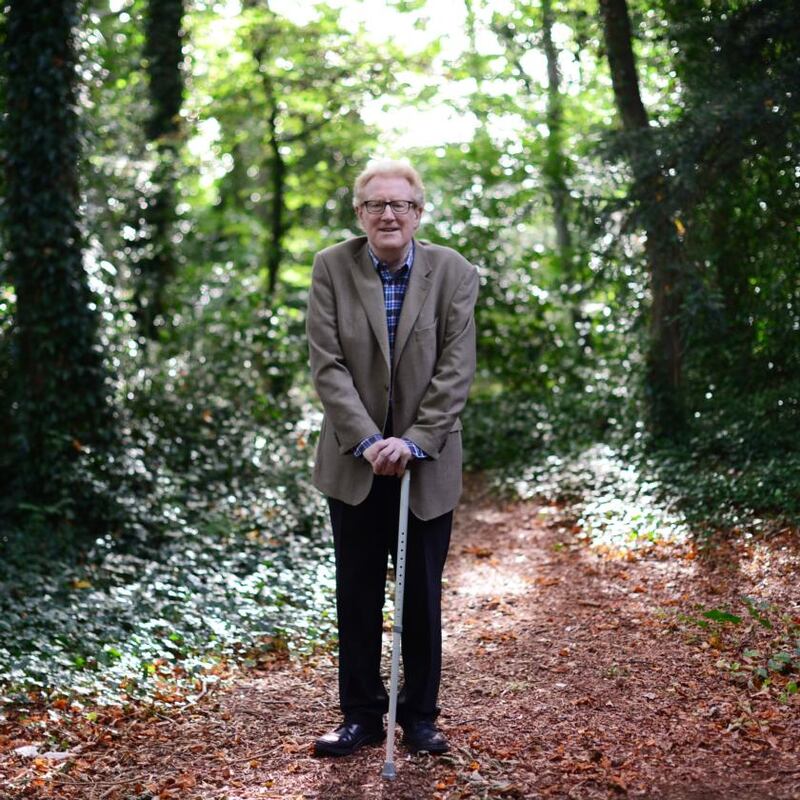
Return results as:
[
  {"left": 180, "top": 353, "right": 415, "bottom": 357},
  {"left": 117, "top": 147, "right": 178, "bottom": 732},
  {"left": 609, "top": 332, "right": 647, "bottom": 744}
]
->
[{"left": 361, "top": 200, "right": 418, "bottom": 215}]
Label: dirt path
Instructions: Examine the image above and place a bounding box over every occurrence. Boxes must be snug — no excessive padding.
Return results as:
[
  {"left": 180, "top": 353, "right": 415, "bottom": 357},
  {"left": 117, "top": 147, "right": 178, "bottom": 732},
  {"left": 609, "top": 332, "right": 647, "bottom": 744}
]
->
[{"left": 3, "top": 483, "right": 799, "bottom": 799}]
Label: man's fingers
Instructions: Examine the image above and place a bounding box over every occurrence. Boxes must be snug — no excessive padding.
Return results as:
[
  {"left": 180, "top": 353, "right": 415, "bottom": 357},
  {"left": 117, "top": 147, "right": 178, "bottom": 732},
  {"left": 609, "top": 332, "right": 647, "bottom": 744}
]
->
[
  {"left": 372, "top": 463, "right": 406, "bottom": 477},
  {"left": 376, "top": 445, "right": 399, "bottom": 464},
  {"left": 367, "top": 437, "right": 411, "bottom": 475},
  {"left": 371, "top": 450, "right": 407, "bottom": 475},
  {"left": 364, "top": 439, "right": 391, "bottom": 466}
]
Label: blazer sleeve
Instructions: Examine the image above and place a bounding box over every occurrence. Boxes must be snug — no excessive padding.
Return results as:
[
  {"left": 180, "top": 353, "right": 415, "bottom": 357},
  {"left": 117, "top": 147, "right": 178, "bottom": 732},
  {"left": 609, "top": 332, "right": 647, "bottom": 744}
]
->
[
  {"left": 306, "top": 253, "right": 382, "bottom": 452},
  {"left": 401, "top": 265, "right": 479, "bottom": 458}
]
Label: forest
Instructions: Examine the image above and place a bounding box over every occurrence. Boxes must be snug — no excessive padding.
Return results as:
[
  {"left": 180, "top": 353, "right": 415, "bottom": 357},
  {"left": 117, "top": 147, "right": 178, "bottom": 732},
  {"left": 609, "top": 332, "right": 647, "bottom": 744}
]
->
[{"left": 1, "top": 1, "right": 798, "bottom": 798}]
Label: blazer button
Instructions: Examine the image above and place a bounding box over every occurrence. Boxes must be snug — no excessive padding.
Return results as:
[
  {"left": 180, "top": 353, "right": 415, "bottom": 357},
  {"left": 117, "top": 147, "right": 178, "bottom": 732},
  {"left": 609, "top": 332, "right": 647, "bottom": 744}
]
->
[{"left": 384, "top": 384, "right": 389, "bottom": 391}]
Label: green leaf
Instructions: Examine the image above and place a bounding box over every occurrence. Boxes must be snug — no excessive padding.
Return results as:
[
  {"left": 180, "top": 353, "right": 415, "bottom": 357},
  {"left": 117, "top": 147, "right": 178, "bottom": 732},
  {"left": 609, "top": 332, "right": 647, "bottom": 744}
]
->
[
  {"left": 741, "top": 596, "right": 773, "bottom": 629},
  {"left": 767, "top": 652, "right": 793, "bottom": 673},
  {"left": 702, "top": 609, "right": 742, "bottom": 624}
]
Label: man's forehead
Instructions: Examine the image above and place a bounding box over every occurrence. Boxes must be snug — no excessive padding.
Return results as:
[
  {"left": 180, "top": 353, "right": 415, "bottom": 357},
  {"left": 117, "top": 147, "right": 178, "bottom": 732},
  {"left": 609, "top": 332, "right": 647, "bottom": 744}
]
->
[{"left": 363, "top": 174, "right": 414, "bottom": 197}]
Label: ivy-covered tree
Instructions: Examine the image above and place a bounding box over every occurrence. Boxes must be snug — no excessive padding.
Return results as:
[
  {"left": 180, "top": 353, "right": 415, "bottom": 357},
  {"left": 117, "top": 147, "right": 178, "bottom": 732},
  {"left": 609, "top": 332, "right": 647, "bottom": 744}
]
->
[
  {"left": 651, "top": 0, "right": 800, "bottom": 394},
  {"left": 1, "top": 0, "right": 111, "bottom": 515}
]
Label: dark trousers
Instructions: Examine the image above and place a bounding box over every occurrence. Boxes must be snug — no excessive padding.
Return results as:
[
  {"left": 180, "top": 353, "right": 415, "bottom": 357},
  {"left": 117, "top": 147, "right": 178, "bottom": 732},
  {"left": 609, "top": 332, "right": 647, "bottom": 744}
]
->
[{"left": 328, "top": 475, "right": 452, "bottom": 728}]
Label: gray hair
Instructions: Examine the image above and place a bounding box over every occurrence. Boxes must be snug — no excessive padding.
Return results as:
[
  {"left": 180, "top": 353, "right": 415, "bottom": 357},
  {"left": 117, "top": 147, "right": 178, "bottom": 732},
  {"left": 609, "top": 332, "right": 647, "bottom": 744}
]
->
[{"left": 353, "top": 159, "right": 425, "bottom": 208}]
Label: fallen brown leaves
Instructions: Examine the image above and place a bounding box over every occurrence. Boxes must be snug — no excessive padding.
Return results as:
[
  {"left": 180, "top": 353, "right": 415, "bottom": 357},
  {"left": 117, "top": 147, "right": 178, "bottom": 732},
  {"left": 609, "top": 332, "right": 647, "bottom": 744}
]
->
[{"left": 2, "top": 478, "right": 799, "bottom": 799}]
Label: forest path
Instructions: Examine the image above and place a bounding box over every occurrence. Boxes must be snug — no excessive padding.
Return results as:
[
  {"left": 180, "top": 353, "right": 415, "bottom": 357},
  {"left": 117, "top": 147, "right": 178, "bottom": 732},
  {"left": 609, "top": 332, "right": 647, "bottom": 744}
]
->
[{"left": 4, "top": 479, "right": 799, "bottom": 799}]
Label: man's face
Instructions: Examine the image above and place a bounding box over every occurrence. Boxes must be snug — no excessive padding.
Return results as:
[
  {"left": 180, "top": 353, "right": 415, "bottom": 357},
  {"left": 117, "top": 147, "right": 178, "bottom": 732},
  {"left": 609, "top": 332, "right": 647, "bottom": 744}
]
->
[{"left": 356, "top": 175, "right": 422, "bottom": 260}]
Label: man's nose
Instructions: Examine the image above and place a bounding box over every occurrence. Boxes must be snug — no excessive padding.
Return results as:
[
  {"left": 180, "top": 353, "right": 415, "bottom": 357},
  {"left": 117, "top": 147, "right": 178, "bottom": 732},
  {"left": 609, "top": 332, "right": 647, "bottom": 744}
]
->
[{"left": 380, "top": 203, "right": 398, "bottom": 219}]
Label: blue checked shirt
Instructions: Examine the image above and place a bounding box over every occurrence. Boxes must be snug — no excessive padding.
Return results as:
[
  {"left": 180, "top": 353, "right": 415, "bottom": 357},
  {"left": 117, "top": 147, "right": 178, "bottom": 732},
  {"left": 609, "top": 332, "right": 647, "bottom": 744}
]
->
[{"left": 353, "top": 241, "right": 428, "bottom": 461}]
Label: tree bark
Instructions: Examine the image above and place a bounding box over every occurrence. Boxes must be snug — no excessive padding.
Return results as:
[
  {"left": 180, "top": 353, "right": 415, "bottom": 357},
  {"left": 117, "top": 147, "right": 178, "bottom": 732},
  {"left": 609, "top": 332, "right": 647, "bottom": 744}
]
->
[
  {"left": 541, "top": 0, "right": 592, "bottom": 355},
  {"left": 542, "top": 0, "right": 572, "bottom": 257},
  {"left": 3, "top": 0, "right": 110, "bottom": 505},
  {"left": 600, "top": 0, "right": 685, "bottom": 437},
  {"left": 135, "top": 0, "right": 185, "bottom": 339},
  {"left": 244, "top": 0, "right": 286, "bottom": 297},
  {"left": 264, "top": 94, "right": 286, "bottom": 297}
]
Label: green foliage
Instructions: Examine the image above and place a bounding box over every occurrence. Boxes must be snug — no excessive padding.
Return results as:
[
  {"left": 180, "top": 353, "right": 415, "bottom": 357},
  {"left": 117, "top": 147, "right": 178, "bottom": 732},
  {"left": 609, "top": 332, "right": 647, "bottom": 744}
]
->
[
  {"left": 604, "top": 0, "right": 800, "bottom": 421},
  {"left": 742, "top": 596, "right": 773, "bottom": 630},
  {"left": 445, "top": 0, "right": 800, "bottom": 538},
  {"left": 0, "top": 260, "right": 330, "bottom": 703},
  {"left": 679, "top": 597, "right": 800, "bottom": 700},
  {"left": 703, "top": 610, "right": 743, "bottom": 625},
  {"left": 0, "top": 487, "right": 334, "bottom": 706},
  {"left": 0, "top": 0, "right": 427, "bottom": 705},
  {"left": 480, "top": 384, "right": 800, "bottom": 540},
  {"left": 183, "top": 2, "right": 411, "bottom": 295},
  {"left": 2, "top": 0, "right": 800, "bottom": 709}
]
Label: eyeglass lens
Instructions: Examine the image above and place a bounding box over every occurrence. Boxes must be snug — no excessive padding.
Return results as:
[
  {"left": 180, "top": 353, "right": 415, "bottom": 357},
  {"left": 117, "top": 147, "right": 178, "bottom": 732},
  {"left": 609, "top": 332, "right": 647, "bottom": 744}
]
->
[{"left": 364, "top": 200, "right": 415, "bottom": 214}]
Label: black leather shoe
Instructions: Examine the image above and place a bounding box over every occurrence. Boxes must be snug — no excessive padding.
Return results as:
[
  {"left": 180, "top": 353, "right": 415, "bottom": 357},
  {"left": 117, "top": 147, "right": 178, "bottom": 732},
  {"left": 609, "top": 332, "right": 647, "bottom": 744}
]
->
[
  {"left": 314, "top": 722, "right": 385, "bottom": 757},
  {"left": 402, "top": 720, "right": 449, "bottom": 754}
]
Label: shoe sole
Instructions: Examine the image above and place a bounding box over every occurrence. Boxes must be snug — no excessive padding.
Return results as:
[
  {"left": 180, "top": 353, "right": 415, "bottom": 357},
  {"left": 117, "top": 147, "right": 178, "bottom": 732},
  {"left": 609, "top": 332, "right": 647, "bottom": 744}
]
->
[
  {"left": 404, "top": 739, "right": 449, "bottom": 755},
  {"left": 313, "top": 733, "right": 385, "bottom": 758}
]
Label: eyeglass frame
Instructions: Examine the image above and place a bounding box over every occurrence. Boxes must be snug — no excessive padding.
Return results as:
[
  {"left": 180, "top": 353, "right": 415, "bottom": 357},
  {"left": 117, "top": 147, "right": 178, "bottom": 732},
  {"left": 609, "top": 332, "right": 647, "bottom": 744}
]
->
[{"left": 360, "top": 199, "right": 419, "bottom": 215}]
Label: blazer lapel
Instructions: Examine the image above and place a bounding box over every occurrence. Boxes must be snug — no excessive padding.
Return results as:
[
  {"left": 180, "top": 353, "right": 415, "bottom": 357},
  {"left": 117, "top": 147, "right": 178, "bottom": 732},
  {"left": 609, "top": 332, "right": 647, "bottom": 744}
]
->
[
  {"left": 393, "top": 241, "right": 433, "bottom": 369},
  {"left": 351, "top": 243, "right": 391, "bottom": 370}
]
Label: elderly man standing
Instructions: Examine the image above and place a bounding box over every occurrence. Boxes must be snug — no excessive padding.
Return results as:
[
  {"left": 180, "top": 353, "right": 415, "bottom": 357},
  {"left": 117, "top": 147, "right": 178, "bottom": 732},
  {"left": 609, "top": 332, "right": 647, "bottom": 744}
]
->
[{"left": 306, "top": 159, "right": 478, "bottom": 757}]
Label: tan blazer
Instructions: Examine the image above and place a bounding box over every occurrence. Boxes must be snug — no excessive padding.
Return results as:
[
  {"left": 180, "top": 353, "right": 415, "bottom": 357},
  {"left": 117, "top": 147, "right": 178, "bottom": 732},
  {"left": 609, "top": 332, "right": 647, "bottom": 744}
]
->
[{"left": 307, "top": 236, "right": 478, "bottom": 520}]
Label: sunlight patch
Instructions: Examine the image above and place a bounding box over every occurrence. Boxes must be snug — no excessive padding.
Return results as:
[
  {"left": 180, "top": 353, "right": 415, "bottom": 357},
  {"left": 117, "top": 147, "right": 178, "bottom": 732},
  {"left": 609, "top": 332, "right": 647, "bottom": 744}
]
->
[
  {"left": 511, "top": 444, "right": 690, "bottom": 553},
  {"left": 458, "top": 568, "right": 529, "bottom": 597}
]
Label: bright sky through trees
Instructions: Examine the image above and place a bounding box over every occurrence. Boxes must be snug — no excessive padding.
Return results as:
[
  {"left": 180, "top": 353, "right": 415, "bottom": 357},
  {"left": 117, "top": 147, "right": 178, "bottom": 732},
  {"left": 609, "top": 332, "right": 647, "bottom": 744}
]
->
[
  {"left": 108, "top": 0, "right": 575, "bottom": 155},
  {"left": 207, "top": 0, "right": 559, "bottom": 150},
  {"left": 264, "top": 0, "right": 481, "bottom": 149},
  {"left": 278, "top": 0, "right": 578, "bottom": 150}
]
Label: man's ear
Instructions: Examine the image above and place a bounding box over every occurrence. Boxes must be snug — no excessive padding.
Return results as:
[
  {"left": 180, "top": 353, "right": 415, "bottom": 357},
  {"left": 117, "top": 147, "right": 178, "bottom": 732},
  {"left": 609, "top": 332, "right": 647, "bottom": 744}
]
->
[{"left": 354, "top": 206, "right": 366, "bottom": 232}]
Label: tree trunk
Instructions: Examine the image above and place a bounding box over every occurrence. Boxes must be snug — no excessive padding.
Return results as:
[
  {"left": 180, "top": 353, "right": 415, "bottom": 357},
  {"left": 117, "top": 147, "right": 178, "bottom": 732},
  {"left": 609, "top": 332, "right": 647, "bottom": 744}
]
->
[
  {"left": 244, "top": 0, "right": 286, "bottom": 297},
  {"left": 265, "top": 99, "right": 286, "bottom": 297},
  {"left": 463, "top": 0, "right": 489, "bottom": 124},
  {"left": 599, "top": 0, "right": 685, "bottom": 437},
  {"left": 542, "top": 0, "right": 572, "bottom": 257},
  {"left": 3, "top": 0, "right": 110, "bottom": 505},
  {"left": 135, "top": 0, "right": 185, "bottom": 339},
  {"left": 541, "top": 0, "right": 592, "bottom": 355}
]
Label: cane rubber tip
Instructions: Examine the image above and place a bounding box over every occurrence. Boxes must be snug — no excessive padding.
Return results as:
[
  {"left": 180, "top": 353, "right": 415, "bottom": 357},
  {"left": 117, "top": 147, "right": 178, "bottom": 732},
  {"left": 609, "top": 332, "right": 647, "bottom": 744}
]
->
[{"left": 381, "top": 762, "right": 397, "bottom": 780}]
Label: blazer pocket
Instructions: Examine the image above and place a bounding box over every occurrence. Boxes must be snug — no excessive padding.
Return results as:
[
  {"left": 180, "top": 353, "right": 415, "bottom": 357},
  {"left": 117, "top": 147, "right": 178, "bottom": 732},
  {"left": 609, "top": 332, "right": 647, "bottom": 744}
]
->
[
  {"left": 323, "top": 416, "right": 342, "bottom": 447},
  {"left": 414, "top": 318, "right": 438, "bottom": 340}
]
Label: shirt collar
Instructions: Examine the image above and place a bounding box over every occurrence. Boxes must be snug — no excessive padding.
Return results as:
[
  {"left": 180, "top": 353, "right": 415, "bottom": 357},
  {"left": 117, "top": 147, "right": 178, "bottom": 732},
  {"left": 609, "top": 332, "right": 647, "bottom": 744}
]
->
[{"left": 367, "top": 239, "right": 415, "bottom": 274}]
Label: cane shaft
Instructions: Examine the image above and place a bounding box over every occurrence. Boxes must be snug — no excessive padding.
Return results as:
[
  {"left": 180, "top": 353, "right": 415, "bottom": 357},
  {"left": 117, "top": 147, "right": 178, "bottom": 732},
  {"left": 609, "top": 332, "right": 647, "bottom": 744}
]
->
[{"left": 382, "top": 470, "right": 410, "bottom": 780}]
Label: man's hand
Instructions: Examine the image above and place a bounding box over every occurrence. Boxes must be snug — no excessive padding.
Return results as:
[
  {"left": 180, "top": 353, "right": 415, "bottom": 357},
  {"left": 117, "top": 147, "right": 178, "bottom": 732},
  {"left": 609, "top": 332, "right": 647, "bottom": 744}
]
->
[{"left": 363, "top": 437, "right": 412, "bottom": 477}]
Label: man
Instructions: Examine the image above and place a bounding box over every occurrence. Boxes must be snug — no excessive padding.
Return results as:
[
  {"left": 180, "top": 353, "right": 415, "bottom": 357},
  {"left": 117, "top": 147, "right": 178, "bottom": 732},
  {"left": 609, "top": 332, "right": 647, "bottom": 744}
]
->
[{"left": 306, "top": 159, "right": 478, "bottom": 757}]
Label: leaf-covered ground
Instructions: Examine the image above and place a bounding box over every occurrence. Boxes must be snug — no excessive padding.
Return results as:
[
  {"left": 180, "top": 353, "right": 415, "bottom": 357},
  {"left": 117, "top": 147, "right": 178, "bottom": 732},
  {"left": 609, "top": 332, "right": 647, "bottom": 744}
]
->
[{"left": 2, "top": 478, "right": 799, "bottom": 799}]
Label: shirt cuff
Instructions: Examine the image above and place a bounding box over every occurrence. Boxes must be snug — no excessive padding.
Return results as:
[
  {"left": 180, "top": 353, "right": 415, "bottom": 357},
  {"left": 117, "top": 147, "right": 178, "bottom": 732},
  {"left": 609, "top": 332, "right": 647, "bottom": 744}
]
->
[
  {"left": 354, "top": 434, "right": 383, "bottom": 457},
  {"left": 403, "top": 438, "right": 428, "bottom": 460}
]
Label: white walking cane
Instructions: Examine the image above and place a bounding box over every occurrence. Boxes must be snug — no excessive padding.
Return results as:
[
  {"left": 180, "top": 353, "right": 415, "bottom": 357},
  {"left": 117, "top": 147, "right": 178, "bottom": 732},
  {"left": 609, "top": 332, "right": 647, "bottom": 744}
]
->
[{"left": 381, "top": 469, "right": 411, "bottom": 780}]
